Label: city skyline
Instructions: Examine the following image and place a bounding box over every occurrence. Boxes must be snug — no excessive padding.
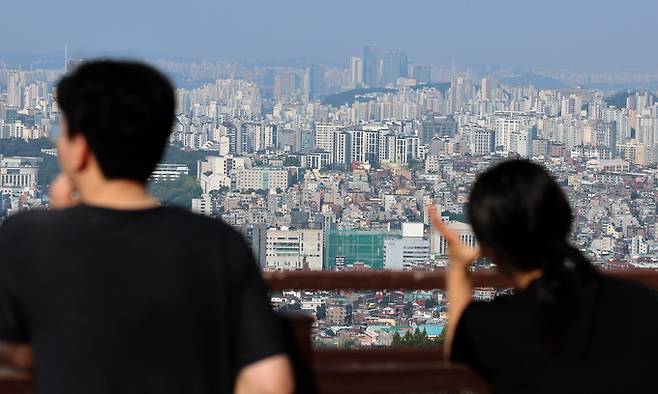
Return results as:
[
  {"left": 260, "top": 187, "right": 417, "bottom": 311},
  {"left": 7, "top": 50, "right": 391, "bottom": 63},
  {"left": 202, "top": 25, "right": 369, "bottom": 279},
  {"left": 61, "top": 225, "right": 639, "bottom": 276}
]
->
[
  {"left": 2, "top": 0, "right": 658, "bottom": 71},
  {"left": 2, "top": 49, "right": 658, "bottom": 349}
]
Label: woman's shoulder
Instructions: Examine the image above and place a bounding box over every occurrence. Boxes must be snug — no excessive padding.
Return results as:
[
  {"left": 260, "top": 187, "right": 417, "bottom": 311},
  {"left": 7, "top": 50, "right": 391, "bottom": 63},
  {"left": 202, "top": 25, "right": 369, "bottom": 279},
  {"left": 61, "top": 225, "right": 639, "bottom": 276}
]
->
[
  {"left": 461, "top": 274, "right": 657, "bottom": 331},
  {"left": 597, "top": 273, "right": 656, "bottom": 296},
  {"left": 594, "top": 274, "right": 658, "bottom": 311},
  {"left": 461, "top": 291, "right": 532, "bottom": 326}
]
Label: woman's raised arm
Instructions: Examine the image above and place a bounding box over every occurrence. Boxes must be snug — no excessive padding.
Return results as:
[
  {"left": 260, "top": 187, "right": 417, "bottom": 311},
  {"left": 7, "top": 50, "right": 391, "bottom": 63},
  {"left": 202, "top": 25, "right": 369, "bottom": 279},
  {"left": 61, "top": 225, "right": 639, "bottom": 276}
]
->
[{"left": 427, "top": 204, "right": 479, "bottom": 359}]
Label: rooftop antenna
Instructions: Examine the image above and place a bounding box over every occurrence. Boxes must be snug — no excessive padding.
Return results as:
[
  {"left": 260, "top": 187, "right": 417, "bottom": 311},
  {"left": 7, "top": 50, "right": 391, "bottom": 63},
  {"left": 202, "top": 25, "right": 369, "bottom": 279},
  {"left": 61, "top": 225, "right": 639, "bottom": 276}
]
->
[{"left": 64, "top": 43, "right": 68, "bottom": 73}]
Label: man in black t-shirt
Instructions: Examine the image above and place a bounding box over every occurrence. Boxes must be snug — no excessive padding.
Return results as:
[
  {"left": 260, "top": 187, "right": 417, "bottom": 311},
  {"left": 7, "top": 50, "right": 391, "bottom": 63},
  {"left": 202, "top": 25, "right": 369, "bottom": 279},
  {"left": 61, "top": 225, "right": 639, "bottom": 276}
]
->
[{"left": 0, "top": 61, "right": 294, "bottom": 394}]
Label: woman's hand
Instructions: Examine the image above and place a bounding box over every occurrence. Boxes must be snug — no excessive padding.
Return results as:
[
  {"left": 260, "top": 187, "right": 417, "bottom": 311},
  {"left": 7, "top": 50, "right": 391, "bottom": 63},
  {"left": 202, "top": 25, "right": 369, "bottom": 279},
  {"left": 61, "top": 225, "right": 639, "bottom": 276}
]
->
[
  {"left": 49, "top": 174, "right": 78, "bottom": 209},
  {"left": 427, "top": 203, "right": 479, "bottom": 360},
  {"left": 427, "top": 204, "right": 480, "bottom": 269}
]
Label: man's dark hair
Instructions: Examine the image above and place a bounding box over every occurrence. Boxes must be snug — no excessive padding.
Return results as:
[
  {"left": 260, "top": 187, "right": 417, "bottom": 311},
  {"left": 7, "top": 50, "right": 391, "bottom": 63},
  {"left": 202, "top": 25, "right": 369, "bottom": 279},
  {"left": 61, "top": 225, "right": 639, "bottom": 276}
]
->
[{"left": 56, "top": 60, "right": 175, "bottom": 183}]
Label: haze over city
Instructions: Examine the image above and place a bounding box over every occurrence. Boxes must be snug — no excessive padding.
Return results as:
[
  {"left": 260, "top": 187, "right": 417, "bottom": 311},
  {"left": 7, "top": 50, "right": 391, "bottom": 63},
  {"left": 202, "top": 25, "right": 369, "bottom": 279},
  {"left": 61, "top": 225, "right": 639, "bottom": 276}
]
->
[{"left": 2, "top": 0, "right": 658, "bottom": 72}]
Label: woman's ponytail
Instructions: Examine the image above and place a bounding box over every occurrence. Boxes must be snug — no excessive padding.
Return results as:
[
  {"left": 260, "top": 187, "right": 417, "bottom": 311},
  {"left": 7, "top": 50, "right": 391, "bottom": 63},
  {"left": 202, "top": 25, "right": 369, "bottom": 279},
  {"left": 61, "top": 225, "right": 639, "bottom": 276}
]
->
[{"left": 534, "top": 241, "right": 599, "bottom": 357}]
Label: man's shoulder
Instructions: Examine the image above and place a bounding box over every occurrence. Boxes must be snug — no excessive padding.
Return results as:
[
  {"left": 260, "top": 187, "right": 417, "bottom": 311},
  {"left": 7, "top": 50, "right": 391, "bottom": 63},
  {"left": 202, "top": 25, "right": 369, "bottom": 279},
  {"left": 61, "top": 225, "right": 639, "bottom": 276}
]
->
[
  {"left": 1, "top": 209, "right": 62, "bottom": 230},
  {"left": 161, "top": 207, "right": 240, "bottom": 235},
  {"left": 0, "top": 210, "right": 66, "bottom": 264},
  {"left": 2, "top": 206, "right": 243, "bottom": 239},
  {"left": 169, "top": 206, "right": 220, "bottom": 224}
]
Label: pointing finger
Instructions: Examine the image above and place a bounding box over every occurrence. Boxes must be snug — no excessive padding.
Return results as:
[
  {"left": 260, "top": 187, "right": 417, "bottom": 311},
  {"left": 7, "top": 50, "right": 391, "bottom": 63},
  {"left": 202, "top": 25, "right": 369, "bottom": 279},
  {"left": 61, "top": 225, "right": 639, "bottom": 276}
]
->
[{"left": 427, "top": 204, "right": 460, "bottom": 245}]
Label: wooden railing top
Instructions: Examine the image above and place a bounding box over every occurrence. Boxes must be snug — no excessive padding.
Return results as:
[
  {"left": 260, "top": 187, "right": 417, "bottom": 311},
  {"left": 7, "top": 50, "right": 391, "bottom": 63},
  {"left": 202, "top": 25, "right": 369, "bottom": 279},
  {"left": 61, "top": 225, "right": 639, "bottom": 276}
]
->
[
  {"left": 264, "top": 269, "right": 658, "bottom": 290},
  {"left": 314, "top": 362, "right": 492, "bottom": 394}
]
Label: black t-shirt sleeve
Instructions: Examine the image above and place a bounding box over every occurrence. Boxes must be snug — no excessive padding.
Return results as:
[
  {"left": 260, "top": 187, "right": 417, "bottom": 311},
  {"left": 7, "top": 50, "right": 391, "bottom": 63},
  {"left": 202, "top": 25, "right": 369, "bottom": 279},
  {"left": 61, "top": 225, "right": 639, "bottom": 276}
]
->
[
  {"left": 0, "top": 216, "right": 28, "bottom": 342},
  {"left": 229, "top": 233, "right": 288, "bottom": 371},
  {"left": 450, "top": 303, "right": 479, "bottom": 365}
]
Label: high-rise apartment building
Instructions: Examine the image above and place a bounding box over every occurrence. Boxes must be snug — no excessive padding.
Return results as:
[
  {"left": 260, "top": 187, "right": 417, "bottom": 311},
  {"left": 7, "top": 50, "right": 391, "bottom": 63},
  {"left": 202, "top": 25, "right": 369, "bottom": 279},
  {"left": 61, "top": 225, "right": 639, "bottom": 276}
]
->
[
  {"left": 240, "top": 223, "right": 269, "bottom": 269},
  {"left": 7, "top": 72, "right": 25, "bottom": 109},
  {"left": 593, "top": 121, "right": 618, "bottom": 157},
  {"left": 333, "top": 130, "right": 352, "bottom": 169},
  {"left": 561, "top": 94, "right": 583, "bottom": 117},
  {"left": 263, "top": 123, "right": 278, "bottom": 149},
  {"left": 382, "top": 52, "right": 408, "bottom": 85},
  {"left": 469, "top": 128, "right": 496, "bottom": 155},
  {"left": 362, "top": 45, "right": 377, "bottom": 87},
  {"left": 349, "top": 129, "right": 380, "bottom": 164},
  {"left": 636, "top": 115, "right": 656, "bottom": 147},
  {"left": 315, "top": 123, "right": 342, "bottom": 154},
  {"left": 350, "top": 57, "right": 364, "bottom": 88},
  {"left": 449, "top": 77, "right": 469, "bottom": 113},
  {"left": 411, "top": 64, "right": 432, "bottom": 85},
  {"left": 303, "top": 65, "right": 325, "bottom": 101},
  {"left": 274, "top": 72, "right": 297, "bottom": 99},
  {"left": 421, "top": 115, "right": 456, "bottom": 144},
  {"left": 481, "top": 77, "right": 497, "bottom": 100},
  {"left": 235, "top": 167, "right": 288, "bottom": 191},
  {"left": 495, "top": 118, "right": 515, "bottom": 151}
]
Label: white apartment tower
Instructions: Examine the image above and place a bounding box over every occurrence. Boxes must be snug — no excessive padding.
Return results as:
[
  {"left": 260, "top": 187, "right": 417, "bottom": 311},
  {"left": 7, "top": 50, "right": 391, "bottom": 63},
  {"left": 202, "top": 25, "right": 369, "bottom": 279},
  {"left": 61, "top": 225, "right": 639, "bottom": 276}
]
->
[
  {"left": 350, "top": 57, "right": 364, "bottom": 88},
  {"left": 315, "top": 123, "right": 342, "bottom": 154}
]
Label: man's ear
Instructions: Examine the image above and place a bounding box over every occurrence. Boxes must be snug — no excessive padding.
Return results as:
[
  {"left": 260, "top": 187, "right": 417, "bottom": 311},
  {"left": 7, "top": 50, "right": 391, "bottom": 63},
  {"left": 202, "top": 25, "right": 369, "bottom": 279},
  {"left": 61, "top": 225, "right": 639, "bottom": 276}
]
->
[{"left": 70, "top": 134, "right": 91, "bottom": 172}]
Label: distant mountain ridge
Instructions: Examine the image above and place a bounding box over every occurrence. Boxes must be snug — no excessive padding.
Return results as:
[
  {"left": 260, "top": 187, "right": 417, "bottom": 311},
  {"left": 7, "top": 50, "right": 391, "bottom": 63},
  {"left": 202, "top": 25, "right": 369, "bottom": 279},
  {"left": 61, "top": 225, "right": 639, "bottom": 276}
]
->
[
  {"left": 321, "top": 83, "right": 451, "bottom": 107},
  {"left": 501, "top": 72, "right": 569, "bottom": 89}
]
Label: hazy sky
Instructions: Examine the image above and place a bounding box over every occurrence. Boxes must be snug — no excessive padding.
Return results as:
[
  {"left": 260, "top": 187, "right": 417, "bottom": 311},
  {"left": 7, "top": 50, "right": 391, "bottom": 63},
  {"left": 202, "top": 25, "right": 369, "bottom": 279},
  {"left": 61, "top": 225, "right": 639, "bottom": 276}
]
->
[{"left": 1, "top": 0, "right": 657, "bottom": 69}]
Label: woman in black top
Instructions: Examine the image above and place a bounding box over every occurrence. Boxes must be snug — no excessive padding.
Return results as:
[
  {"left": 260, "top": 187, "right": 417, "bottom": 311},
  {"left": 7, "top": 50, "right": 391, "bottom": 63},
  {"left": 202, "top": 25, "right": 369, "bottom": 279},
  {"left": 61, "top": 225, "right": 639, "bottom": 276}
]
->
[{"left": 428, "top": 159, "right": 657, "bottom": 394}]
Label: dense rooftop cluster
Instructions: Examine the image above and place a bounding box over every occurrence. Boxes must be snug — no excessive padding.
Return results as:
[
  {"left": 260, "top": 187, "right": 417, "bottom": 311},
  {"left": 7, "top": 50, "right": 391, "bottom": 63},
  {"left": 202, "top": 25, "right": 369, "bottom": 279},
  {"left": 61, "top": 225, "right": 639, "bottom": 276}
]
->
[{"left": 1, "top": 55, "right": 656, "bottom": 347}]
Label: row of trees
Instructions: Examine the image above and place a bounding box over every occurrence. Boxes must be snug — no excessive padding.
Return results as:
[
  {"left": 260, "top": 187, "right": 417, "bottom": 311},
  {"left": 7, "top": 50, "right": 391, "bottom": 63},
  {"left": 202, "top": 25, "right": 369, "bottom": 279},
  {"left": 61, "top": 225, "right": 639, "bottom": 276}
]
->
[
  {"left": 0, "top": 138, "right": 59, "bottom": 186},
  {"left": 149, "top": 175, "right": 202, "bottom": 209},
  {"left": 391, "top": 327, "right": 445, "bottom": 347}
]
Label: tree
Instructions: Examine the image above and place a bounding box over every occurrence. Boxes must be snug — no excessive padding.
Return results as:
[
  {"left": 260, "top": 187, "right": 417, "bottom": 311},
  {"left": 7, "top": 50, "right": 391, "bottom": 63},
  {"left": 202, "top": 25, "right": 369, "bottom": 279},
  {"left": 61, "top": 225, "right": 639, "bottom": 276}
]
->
[
  {"left": 291, "top": 168, "right": 307, "bottom": 185},
  {"left": 604, "top": 90, "right": 633, "bottom": 109},
  {"left": 413, "top": 327, "right": 424, "bottom": 345},
  {"left": 403, "top": 330, "right": 414, "bottom": 344},
  {"left": 161, "top": 146, "right": 209, "bottom": 175},
  {"left": 283, "top": 156, "right": 301, "bottom": 167},
  {"left": 441, "top": 209, "right": 469, "bottom": 224},
  {"left": 316, "top": 303, "right": 327, "bottom": 320},
  {"left": 0, "top": 138, "right": 60, "bottom": 186},
  {"left": 0, "top": 138, "right": 53, "bottom": 156},
  {"left": 406, "top": 159, "right": 422, "bottom": 171},
  {"left": 279, "top": 301, "right": 301, "bottom": 313},
  {"left": 435, "top": 326, "right": 447, "bottom": 345},
  {"left": 391, "top": 327, "right": 439, "bottom": 347},
  {"left": 149, "top": 175, "right": 202, "bottom": 209},
  {"left": 403, "top": 301, "right": 414, "bottom": 318},
  {"left": 342, "top": 339, "right": 358, "bottom": 349},
  {"left": 38, "top": 156, "right": 60, "bottom": 187},
  {"left": 424, "top": 297, "right": 437, "bottom": 309},
  {"left": 392, "top": 331, "right": 402, "bottom": 346}
]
